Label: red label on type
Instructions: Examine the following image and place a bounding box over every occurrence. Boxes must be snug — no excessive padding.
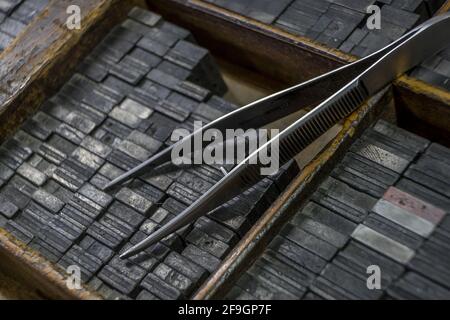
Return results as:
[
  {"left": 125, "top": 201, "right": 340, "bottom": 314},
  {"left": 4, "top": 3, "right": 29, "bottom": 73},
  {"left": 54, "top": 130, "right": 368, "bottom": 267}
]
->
[{"left": 383, "top": 186, "right": 446, "bottom": 225}]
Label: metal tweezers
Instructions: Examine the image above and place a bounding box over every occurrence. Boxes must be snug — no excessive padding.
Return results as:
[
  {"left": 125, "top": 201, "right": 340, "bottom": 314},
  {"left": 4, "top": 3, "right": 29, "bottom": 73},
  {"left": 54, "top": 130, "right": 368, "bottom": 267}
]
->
[{"left": 104, "top": 13, "right": 450, "bottom": 259}]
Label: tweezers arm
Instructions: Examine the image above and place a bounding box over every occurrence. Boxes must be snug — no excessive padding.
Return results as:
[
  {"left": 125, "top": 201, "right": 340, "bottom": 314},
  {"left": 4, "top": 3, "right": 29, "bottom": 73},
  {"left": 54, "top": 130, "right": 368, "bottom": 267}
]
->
[{"left": 104, "top": 55, "right": 377, "bottom": 191}]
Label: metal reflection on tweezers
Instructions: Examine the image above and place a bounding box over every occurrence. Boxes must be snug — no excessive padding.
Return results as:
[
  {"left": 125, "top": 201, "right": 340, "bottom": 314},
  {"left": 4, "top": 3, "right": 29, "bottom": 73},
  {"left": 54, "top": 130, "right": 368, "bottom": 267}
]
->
[{"left": 102, "top": 13, "right": 450, "bottom": 259}]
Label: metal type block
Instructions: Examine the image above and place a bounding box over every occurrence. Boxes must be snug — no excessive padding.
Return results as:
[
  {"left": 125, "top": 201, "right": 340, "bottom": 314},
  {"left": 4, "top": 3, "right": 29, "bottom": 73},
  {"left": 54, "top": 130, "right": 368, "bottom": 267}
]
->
[
  {"left": 351, "top": 140, "right": 410, "bottom": 173},
  {"left": 0, "top": 0, "right": 22, "bottom": 14},
  {"left": 108, "top": 201, "right": 145, "bottom": 228},
  {"left": 246, "top": 0, "right": 294, "bottom": 24},
  {"left": 0, "top": 185, "right": 30, "bottom": 209},
  {"left": 128, "top": 7, "right": 161, "bottom": 27},
  {"left": 47, "top": 134, "right": 78, "bottom": 156},
  {"left": 107, "top": 150, "right": 141, "bottom": 171},
  {"left": 182, "top": 244, "right": 220, "bottom": 273},
  {"left": 269, "top": 235, "right": 327, "bottom": 274},
  {"left": 32, "top": 189, "right": 64, "bottom": 213},
  {"left": 115, "top": 187, "right": 154, "bottom": 215},
  {"left": 408, "top": 252, "right": 450, "bottom": 287},
  {"left": 115, "top": 139, "right": 152, "bottom": 162},
  {"left": 166, "top": 40, "right": 208, "bottom": 71},
  {"left": 127, "top": 180, "right": 165, "bottom": 203},
  {"left": 186, "top": 227, "right": 230, "bottom": 259},
  {"left": 98, "top": 162, "right": 124, "bottom": 181},
  {"left": 153, "top": 262, "right": 195, "bottom": 296},
  {"left": 80, "top": 136, "right": 112, "bottom": 159},
  {"left": 153, "top": 99, "right": 191, "bottom": 123},
  {"left": 426, "top": 143, "right": 450, "bottom": 164},
  {"left": 319, "top": 263, "right": 382, "bottom": 299},
  {"left": 312, "top": 177, "right": 376, "bottom": 222},
  {"left": 141, "top": 273, "right": 183, "bottom": 300},
  {"left": 290, "top": 215, "right": 348, "bottom": 248},
  {"left": 0, "top": 30, "right": 12, "bottom": 50},
  {"left": 351, "top": 224, "right": 415, "bottom": 264},
  {"left": 100, "top": 213, "right": 135, "bottom": 239},
  {"left": 259, "top": 250, "right": 315, "bottom": 288},
  {"left": 388, "top": 272, "right": 450, "bottom": 299},
  {"left": 194, "top": 216, "right": 238, "bottom": 245},
  {"left": 64, "top": 111, "right": 96, "bottom": 134},
  {"left": 164, "top": 251, "right": 208, "bottom": 284},
  {"left": 135, "top": 25, "right": 179, "bottom": 47},
  {"left": 13, "top": 130, "right": 42, "bottom": 152},
  {"left": 98, "top": 264, "right": 144, "bottom": 295},
  {"left": 0, "top": 161, "right": 14, "bottom": 181},
  {"left": 175, "top": 81, "right": 210, "bottom": 102},
  {"left": 71, "top": 147, "right": 104, "bottom": 171},
  {"left": 248, "top": 262, "right": 307, "bottom": 298},
  {"left": 373, "top": 120, "right": 430, "bottom": 153},
  {"left": 29, "top": 238, "right": 62, "bottom": 263},
  {"left": 102, "top": 76, "right": 134, "bottom": 101},
  {"left": 280, "top": 224, "right": 337, "bottom": 260},
  {"left": 143, "top": 112, "right": 180, "bottom": 142},
  {"left": 80, "top": 235, "right": 114, "bottom": 263},
  {"left": 137, "top": 36, "right": 170, "bottom": 57},
  {"left": 236, "top": 272, "right": 297, "bottom": 300},
  {"left": 396, "top": 178, "right": 450, "bottom": 211},
  {"left": 141, "top": 173, "right": 173, "bottom": 192},
  {"left": 55, "top": 123, "right": 85, "bottom": 145},
  {"left": 372, "top": 199, "right": 435, "bottom": 237},
  {"left": 0, "top": 199, "right": 19, "bottom": 219},
  {"left": 109, "top": 107, "right": 142, "bottom": 129},
  {"left": 4, "top": 220, "right": 34, "bottom": 244},
  {"left": 364, "top": 212, "right": 424, "bottom": 250},
  {"left": 127, "top": 130, "right": 162, "bottom": 154},
  {"left": 59, "top": 245, "right": 104, "bottom": 281},
  {"left": 86, "top": 221, "right": 124, "bottom": 250},
  {"left": 226, "top": 286, "right": 257, "bottom": 300},
  {"left": 0, "top": 17, "right": 26, "bottom": 37},
  {"left": 209, "top": 206, "right": 251, "bottom": 237},
  {"left": 159, "top": 21, "right": 193, "bottom": 42},
  {"left": 381, "top": 4, "right": 420, "bottom": 29},
  {"left": 136, "top": 290, "right": 159, "bottom": 300},
  {"left": 334, "top": 241, "right": 404, "bottom": 286},
  {"left": 167, "top": 182, "right": 202, "bottom": 205},
  {"left": 119, "top": 98, "right": 153, "bottom": 120}
]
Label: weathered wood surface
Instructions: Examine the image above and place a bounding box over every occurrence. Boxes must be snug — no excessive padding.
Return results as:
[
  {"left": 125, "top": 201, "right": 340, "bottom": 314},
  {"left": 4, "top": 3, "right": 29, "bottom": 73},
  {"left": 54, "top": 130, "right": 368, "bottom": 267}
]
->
[
  {"left": 0, "top": 230, "right": 101, "bottom": 299},
  {"left": 0, "top": 0, "right": 137, "bottom": 143},
  {"left": 0, "top": 0, "right": 141, "bottom": 299}
]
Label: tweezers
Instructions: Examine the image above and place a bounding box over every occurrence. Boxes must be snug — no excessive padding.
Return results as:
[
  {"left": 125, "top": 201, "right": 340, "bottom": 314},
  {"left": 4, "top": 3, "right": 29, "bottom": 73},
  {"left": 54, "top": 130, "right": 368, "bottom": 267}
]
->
[{"left": 103, "top": 13, "right": 450, "bottom": 259}]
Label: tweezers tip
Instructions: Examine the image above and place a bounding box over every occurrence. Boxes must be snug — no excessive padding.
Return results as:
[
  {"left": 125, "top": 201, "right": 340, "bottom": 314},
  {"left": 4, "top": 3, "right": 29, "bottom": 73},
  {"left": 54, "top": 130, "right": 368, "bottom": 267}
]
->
[
  {"left": 102, "top": 182, "right": 114, "bottom": 192},
  {"left": 119, "top": 249, "right": 134, "bottom": 259}
]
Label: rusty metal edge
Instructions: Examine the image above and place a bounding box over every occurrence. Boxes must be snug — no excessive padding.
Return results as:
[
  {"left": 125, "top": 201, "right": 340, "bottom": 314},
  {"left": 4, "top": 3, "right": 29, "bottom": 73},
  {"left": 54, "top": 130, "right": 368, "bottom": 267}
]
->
[{"left": 194, "top": 87, "right": 394, "bottom": 300}]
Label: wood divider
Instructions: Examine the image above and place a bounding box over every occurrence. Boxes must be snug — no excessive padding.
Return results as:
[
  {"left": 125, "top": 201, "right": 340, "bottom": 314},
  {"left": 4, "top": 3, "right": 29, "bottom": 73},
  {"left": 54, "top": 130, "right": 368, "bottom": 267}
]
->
[
  {"left": 0, "top": 0, "right": 141, "bottom": 143},
  {"left": 0, "top": 0, "right": 145, "bottom": 299}
]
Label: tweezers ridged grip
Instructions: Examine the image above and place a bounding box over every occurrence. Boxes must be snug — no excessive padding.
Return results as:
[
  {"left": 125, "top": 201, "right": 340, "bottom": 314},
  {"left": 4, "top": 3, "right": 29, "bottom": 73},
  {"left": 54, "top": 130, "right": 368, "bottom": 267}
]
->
[
  {"left": 239, "top": 82, "right": 368, "bottom": 187},
  {"left": 279, "top": 82, "right": 368, "bottom": 164}
]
